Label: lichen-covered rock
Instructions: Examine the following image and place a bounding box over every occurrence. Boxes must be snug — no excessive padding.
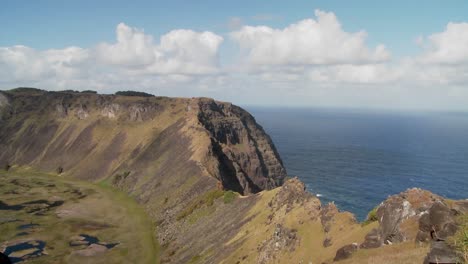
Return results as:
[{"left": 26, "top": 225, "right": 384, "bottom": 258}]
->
[{"left": 362, "top": 188, "right": 442, "bottom": 247}]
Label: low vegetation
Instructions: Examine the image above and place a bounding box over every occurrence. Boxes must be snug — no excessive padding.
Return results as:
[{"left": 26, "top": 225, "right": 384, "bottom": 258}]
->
[
  {"left": 176, "top": 190, "right": 224, "bottom": 221},
  {"left": 223, "top": 190, "right": 237, "bottom": 204},
  {"left": 449, "top": 214, "right": 468, "bottom": 262},
  {"left": 0, "top": 168, "right": 159, "bottom": 263},
  {"left": 115, "top": 91, "right": 155, "bottom": 97},
  {"left": 362, "top": 206, "right": 379, "bottom": 226}
]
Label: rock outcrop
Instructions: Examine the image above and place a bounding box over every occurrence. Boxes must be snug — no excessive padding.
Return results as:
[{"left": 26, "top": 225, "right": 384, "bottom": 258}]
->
[{"left": 361, "top": 188, "right": 442, "bottom": 247}]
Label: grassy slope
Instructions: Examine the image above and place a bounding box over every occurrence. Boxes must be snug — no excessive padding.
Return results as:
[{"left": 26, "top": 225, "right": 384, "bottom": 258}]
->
[{"left": 0, "top": 167, "right": 159, "bottom": 263}]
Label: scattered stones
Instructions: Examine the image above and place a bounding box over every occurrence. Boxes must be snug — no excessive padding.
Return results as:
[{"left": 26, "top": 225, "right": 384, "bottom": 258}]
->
[
  {"left": 334, "top": 243, "right": 359, "bottom": 261},
  {"left": 257, "top": 224, "right": 299, "bottom": 264}
]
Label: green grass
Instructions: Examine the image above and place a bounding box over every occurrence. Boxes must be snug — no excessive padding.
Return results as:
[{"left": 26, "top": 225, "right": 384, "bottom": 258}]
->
[
  {"left": 223, "top": 190, "right": 237, "bottom": 204},
  {"left": 188, "top": 254, "right": 202, "bottom": 263},
  {"left": 362, "top": 206, "right": 379, "bottom": 226},
  {"left": 448, "top": 214, "right": 468, "bottom": 263},
  {"left": 176, "top": 190, "right": 224, "bottom": 221},
  {"left": 0, "top": 169, "right": 159, "bottom": 264}
]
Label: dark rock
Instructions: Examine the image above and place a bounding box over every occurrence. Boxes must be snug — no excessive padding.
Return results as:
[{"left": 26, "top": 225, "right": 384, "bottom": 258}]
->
[
  {"left": 323, "top": 237, "right": 332, "bottom": 247},
  {"left": 360, "top": 228, "right": 382, "bottom": 249},
  {"left": 424, "top": 241, "right": 459, "bottom": 264},
  {"left": 334, "top": 243, "right": 359, "bottom": 261},
  {"left": 417, "top": 201, "right": 458, "bottom": 242}
]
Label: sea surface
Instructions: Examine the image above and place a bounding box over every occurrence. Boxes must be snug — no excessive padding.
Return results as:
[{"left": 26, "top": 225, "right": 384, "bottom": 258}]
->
[{"left": 246, "top": 107, "right": 468, "bottom": 221}]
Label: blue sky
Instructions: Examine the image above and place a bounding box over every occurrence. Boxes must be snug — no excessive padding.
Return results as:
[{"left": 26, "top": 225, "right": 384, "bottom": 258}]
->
[
  {"left": 1, "top": 1, "right": 468, "bottom": 110},
  {"left": 2, "top": 0, "right": 467, "bottom": 55}
]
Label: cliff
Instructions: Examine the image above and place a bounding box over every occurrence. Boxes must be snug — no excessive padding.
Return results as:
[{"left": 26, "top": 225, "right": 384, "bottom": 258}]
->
[
  {"left": 0, "top": 88, "right": 285, "bottom": 195},
  {"left": 0, "top": 88, "right": 466, "bottom": 264}
]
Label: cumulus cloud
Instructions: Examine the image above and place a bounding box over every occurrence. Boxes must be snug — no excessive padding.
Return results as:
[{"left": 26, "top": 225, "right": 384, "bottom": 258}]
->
[
  {"left": 0, "top": 23, "right": 223, "bottom": 89},
  {"left": 419, "top": 22, "right": 468, "bottom": 64},
  {"left": 96, "top": 23, "right": 223, "bottom": 74},
  {"left": 0, "top": 13, "right": 467, "bottom": 111},
  {"left": 0, "top": 45, "right": 89, "bottom": 82},
  {"left": 231, "top": 10, "right": 390, "bottom": 66}
]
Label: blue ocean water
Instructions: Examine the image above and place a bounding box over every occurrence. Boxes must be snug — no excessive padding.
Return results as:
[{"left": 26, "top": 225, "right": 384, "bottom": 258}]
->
[{"left": 246, "top": 107, "right": 468, "bottom": 221}]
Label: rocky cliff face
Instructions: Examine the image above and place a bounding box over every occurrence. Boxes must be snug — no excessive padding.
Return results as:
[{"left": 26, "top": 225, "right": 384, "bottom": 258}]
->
[{"left": 0, "top": 89, "right": 285, "bottom": 195}]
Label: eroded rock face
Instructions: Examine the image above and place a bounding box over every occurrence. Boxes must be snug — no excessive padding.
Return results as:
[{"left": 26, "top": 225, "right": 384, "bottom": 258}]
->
[
  {"left": 196, "top": 98, "right": 287, "bottom": 194},
  {"left": 75, "top": 104, "right": 89, "bottom": 120},
  {"left": 101, "top": 104, "right": 120, "bottom": 119},
  {"left": 362, "top": 188, "right": 442, "bottom": 247}
]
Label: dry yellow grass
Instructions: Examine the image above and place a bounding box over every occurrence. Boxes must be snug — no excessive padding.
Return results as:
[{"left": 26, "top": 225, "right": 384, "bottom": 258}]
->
[{"left": 338, "top": 242, "right": 429, "bottom": 264}]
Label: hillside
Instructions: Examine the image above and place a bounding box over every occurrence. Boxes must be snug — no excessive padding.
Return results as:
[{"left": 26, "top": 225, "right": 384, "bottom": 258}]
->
[{"left": 0, "top": 89, "right": 466, "bottom": 263}]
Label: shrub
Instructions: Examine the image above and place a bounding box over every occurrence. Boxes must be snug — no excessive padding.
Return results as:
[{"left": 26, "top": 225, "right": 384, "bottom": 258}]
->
[
  {"left": 448, "top": 214, "right": 468, "bottom": 263},
  {"left": 115, "top": 91, "right": 155, "bottom": 97},
  {"left": 362, "top": 206, "right": 379, "bottom": 226},
  {"left": 58, "top": 90, "right": 79, "bottom": 93},
  {"left": 4, "top": 164, "right": 11, "bottom": 171},
  {"left": 56, "top": 166, "right": 64, "bottom": 174},
  {"left": 223, "top": 190, "right": 237, "bottom": 204},
  {"left": 81, "top": 90, "right": 97, "bottom": 94}
]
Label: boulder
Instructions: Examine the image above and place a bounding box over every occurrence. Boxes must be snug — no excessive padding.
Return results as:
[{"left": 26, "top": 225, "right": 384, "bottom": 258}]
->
[
  {"left": 424, "top": 241, "right": 459, "bottom": 264},
  {"left": 363, "top": 188, "right": 442, "bottom": 247},
  {"left": 333, "top": 243, "right": 359, "bottom": 261},
  {"left": 417, "top": 201, "right": 458, "bottom": 242},
  {"left": 360, "top": 228, "right": 382, "bottom": 249}
]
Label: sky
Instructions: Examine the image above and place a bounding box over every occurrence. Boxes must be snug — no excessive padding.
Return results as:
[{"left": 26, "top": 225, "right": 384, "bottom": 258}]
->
[{"left": 1, "top": 0, "right": 468, "bottom": 110}]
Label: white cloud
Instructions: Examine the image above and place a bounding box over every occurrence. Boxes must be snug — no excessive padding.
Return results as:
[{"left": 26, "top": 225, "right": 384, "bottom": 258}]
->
[
  {"left": 0, "top": 23, "right": 224, "bottom": 91},
  {"left": 0, "top": 45, "right": 89, "bottom": 82},
  {"left": 96, "top": 23, "right": 155, "bottom": 67},
  {"left": 419, "top": 22, "right": 468, "bottom": 64},
  {"left": 231, "top": 10, "right": 390, "bottom": 66},
  {"left": 0, "top": 15, "right": 468, "bottom": 111},
  {"left": 96, "top": 23, "right": 224, "bottom": 74}
]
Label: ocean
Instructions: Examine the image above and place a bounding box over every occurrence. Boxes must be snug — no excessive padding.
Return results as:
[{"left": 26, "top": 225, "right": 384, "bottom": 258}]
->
[{"left": 246, "top": 107, "right": 468, "bottom": 221}]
